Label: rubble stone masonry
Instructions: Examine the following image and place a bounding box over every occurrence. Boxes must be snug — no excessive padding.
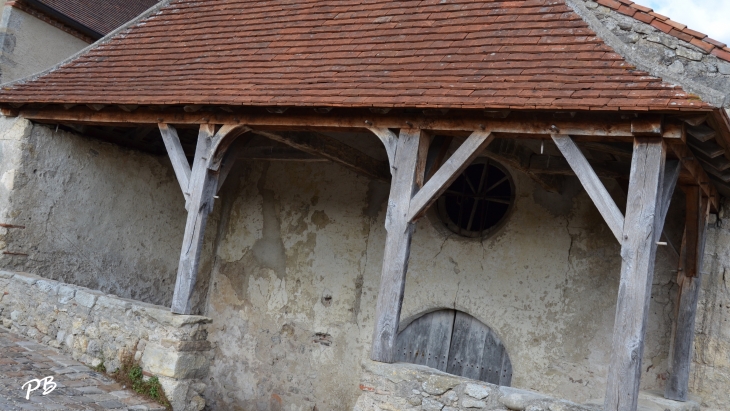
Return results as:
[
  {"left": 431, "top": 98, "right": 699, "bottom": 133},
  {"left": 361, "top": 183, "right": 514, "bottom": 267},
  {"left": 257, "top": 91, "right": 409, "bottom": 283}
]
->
[{"left": 0, "top": 270, "right": 214, "bottom": 411}]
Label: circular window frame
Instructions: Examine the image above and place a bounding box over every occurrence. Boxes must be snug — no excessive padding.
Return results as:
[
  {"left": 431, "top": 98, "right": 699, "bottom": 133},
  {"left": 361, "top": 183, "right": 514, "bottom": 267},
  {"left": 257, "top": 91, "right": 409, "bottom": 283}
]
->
[{"left": 435, "top": 158, "right": 515, "bottom": 239}]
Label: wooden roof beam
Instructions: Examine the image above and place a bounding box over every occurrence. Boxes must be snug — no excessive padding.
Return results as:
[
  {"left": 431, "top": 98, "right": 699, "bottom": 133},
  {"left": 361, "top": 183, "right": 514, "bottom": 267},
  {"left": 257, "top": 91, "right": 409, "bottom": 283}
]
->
[{"left": 3, "top": 106, "right": 686, "bottom": 142}]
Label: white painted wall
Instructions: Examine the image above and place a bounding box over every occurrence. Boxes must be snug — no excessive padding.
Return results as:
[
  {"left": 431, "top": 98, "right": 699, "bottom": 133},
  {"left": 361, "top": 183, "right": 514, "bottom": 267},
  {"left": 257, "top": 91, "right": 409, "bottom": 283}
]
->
[{"left": 0, "top": 6, "right": 89, "bottom": 84}]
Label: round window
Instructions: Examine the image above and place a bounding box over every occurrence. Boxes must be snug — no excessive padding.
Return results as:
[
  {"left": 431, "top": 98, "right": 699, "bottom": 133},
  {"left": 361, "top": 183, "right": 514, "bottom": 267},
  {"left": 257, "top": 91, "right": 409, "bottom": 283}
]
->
[{"left": 436, "top": 159, "right": 514, "bottom": 238}]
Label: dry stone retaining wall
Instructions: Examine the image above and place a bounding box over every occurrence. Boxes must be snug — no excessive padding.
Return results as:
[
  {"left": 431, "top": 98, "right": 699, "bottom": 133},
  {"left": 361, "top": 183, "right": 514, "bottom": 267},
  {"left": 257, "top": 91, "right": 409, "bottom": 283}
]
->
[
  {"left": 0, "top": 270, "right": 214, "bottom": 411},
  {"left": 354, "top": 361, "right": 700, "bottom": 411},
  {"left": 354, "top": 360, "right": 599, "bottom": 411}
]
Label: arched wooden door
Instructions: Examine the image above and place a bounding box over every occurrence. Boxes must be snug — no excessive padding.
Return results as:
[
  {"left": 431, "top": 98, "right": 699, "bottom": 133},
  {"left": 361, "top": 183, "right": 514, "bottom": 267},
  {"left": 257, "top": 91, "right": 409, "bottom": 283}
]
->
[{"left": 395, "top": 309, "right": 512, "bottom": 386}]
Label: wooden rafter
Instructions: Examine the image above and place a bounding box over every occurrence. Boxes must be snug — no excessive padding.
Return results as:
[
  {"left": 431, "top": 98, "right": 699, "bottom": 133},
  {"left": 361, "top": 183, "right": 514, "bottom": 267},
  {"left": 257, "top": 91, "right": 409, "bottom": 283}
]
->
[
  {"left": 669, "top": 142, "right": 719, "bottom": 211},
  {"left": 252, "top": 130, "right": 391, "bottom": 182}
]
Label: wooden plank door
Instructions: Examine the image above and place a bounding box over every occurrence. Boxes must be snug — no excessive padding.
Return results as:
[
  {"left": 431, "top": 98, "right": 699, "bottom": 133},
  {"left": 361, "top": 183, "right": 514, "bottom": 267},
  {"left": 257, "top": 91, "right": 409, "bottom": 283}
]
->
[
  {"left": 395, "top": 309, "right": 455, "bottom": 371},
  {"left": 395, "top": 309, "right": 512, "bottom": 386}
]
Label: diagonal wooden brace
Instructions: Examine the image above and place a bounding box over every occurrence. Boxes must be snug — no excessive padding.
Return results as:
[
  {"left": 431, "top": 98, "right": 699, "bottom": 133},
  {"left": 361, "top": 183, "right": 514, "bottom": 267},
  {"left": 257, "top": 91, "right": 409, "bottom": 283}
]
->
[{"left": 552, "top": 134, "right": 624, "bottom": 242}]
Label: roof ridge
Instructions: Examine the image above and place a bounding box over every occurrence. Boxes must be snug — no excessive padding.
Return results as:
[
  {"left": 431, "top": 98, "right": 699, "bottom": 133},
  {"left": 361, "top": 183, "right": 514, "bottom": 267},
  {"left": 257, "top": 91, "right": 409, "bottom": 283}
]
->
[{"left": 595, "top": 0, "right": 730, "bottom": 62}]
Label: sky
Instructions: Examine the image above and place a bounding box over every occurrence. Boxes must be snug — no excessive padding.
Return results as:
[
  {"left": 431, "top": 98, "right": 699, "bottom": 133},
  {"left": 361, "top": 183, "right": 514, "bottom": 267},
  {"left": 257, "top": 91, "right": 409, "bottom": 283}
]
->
[{"left": 643, "top": 0, "right": 730, "bottom": 45}]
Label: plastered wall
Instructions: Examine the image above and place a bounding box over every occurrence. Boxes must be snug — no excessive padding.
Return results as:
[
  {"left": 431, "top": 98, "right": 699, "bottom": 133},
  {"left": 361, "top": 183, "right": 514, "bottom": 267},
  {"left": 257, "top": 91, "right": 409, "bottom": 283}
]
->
[
  {"left": 0, "top": 6, "right": 89, "bottom": 84},
  {"left": 202, "top": 156, "right": 681, "bottom": 410},
  {"left": 691, "top": 202, "right": 730, "bottom": 411},
  {"left": 0, "top": 117, "right": 216, "bottom": 312},
  {"left": 6, "top": 119, "right": 730, "bottom": 410}
]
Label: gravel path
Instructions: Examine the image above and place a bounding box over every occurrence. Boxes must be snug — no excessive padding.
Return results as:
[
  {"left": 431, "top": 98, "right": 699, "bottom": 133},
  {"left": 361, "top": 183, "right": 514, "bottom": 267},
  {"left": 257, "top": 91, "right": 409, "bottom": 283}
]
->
[{"left": 0, "top": 327, "right": 166, "bottom": 410}]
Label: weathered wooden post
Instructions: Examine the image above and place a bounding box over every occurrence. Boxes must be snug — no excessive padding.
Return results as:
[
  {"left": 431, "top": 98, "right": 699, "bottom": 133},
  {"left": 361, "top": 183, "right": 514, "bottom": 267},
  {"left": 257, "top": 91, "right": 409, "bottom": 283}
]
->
[
  {"left": 370, "top": 128, "right": 424, "bottom": 362},
  {"left": 665, "top": 185, "right": 709, "bottom": 401},
  {"left": 604, "top": 138, "right": 668, "bottom": 411},
  {"left": 370, "top": 129, "right": 495, "bottom": 362},
  {"left": 160, "top": 123, "right": 249, "bottom": 314}
]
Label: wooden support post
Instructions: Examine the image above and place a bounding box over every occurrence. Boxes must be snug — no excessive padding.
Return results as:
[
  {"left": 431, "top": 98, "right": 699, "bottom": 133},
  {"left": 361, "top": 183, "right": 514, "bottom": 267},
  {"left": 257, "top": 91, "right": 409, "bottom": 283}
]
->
[
  {"left": 665, "top": 185, "right": 709, "bottom": 401},
  {"left": 605, "top": 138, "right": 668, "bottom": 411},
  {"left": 171, "top": 124, "right": 249, "bottom": 314},
  {"left": 371, "top": 128, "right": 424, "bottom": 363},
  {"left": 371, "top": 128, "right": 495, "bottom": 362}
]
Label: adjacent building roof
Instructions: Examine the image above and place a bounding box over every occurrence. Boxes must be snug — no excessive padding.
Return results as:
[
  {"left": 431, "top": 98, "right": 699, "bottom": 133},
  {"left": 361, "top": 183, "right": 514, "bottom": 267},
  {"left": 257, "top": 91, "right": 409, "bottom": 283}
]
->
[
  {"left": 595, "top": 0, "right": 730, "bottom": 62},
  {"left": 0, "top": 0, "right": 715, "bottom": 111},
  {"left": 29, "top": 0, "right": 159, "bottom": 37}
]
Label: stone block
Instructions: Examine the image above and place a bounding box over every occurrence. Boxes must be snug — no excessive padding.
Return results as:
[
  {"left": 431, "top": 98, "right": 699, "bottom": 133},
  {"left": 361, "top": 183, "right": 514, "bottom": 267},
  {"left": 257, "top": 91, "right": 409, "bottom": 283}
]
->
[
  {"left": 0, "top": 270, "right": 14, "bottom": 279},
  {"left": 161, "top": 339, "right": 212, "bottom": 352},
  {"left": 677, "top": 46, "right": 703, "bottom": 61},
  {"left": 58, "top": 286, "right": 76, "bottom": 304},
  {"left": 96, "top": 295, "right": 132, "bottom": 310},
  {"left": 441, "top": 390, "right": 458, "bottom": 404},
  {"left": 500, "top": 386, "right": 549, "bottom": 410},
  {"left": 74, "top": 290, "right": 98, "bottom": 308},
  {"left": 141, "top": 343, "right": 210, "bottom": 379},
  {"left": 422, "top": 397, "right": 444, "bottom": 411},
  {"left": 158, "top": 376, "right": 192, "bottom": 411},
  {"left": 13, "top": 272, "right": 40, "bottom": 285},
  {"left": 464, "top": 383, "right": 490, "bottom": 399},
  {"left": 132, "top": 305, "right": 212, "bottom": 328},
  {"left": 36, "top": 280, "right": 60, "bottom": 296},
  {"left": 462, "top": 398, "right": 487, "bottom": 408}
]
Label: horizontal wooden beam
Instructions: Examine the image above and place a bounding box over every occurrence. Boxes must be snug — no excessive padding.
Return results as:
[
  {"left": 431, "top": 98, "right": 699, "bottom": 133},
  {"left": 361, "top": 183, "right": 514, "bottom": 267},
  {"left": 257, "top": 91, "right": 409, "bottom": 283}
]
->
[
  {"left": 5, "top": 106, "right": 689, "bottom": 141},
  {"left": 236, "top": 146, "right": 327, "bottom": 161},
  {"left": 252, "top": 130, "right": 391, "bottom": 182}
]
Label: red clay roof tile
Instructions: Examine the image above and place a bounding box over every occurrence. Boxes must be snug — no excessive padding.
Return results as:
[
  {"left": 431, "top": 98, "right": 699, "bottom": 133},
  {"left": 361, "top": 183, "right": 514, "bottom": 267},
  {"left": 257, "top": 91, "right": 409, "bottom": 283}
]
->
[{"left": 0, "top": 0, "right": 716, "bottom": 111}]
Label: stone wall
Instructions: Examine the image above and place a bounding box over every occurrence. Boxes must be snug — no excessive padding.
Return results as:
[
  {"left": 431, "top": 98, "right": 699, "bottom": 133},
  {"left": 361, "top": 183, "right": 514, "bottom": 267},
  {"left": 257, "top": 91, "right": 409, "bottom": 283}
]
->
[
  {"left": 567, "top": 0, "right": 730, "bottom": 107},
  {"left": 689, "top": 200, "right": 730, "bottom": 410},
  {"left": 0, "top": 116, "right": 215, "bottom": 312},
  {"left": 0, "top": 269, "right": 214, "bottom": 411},
  {"left": 354, "top": 361, "right": 700, "bottom": 411}
]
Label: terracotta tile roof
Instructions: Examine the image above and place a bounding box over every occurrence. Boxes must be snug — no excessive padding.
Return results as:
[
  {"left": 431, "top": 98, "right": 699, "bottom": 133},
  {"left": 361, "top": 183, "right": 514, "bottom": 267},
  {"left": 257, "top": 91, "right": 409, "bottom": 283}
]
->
[
  {"left": 0, "top": 0, "right": 714, "bottom": 111},
  {"left": 595, "top": 0, "right": 730, "bottom": 62},
  {"left": 32, "top": 0, "right": 159, "bottom": 36}
]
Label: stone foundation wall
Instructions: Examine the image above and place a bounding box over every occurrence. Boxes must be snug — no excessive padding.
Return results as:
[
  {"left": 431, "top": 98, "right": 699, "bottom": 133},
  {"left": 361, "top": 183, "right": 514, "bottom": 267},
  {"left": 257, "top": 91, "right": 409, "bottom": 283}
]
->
[
  {"left": 0, "top": 270, "right": 214, "bottom": 411},
  {"left": 355, "top": 361, "right": 599, "bottom": 411},
  {"left": 354, "top": 361, "right": 700, "bottom": 411}
]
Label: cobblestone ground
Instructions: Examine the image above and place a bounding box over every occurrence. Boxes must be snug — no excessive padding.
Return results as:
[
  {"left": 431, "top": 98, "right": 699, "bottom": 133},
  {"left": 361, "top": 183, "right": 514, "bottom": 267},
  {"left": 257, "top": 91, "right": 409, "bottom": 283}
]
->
[{"left": 0, "top": 327, "right": 166, "bottom": 410}]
